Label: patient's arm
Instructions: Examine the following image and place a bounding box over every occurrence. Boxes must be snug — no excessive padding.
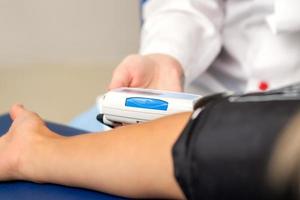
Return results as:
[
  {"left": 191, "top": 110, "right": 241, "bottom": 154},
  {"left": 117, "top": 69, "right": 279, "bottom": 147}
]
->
[{"left": 0, "top": 105, "right": 190, "bottom": 199}]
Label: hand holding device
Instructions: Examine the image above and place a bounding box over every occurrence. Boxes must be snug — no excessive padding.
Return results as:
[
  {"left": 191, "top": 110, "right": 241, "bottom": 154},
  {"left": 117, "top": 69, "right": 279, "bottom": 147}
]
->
[{"left": 108, "top": 54, "right": 184, "bottom": 92}]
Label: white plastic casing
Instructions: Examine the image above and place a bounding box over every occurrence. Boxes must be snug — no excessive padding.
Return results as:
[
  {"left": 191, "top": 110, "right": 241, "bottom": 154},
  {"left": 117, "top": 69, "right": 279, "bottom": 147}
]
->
[{"left": 97, "top": 88, "right": 201, "bottom": 126}]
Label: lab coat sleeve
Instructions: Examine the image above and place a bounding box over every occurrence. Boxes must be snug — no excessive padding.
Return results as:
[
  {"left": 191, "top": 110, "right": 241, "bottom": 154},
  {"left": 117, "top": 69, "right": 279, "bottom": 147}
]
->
[{"left": 140, "top": 0, "right": 223, "bottom": 85}]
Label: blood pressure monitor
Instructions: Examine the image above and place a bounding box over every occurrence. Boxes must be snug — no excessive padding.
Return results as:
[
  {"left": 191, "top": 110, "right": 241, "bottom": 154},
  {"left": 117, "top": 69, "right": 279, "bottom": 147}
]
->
[{"left": 97, "top": 88, "right": 201, "bottom": 127}]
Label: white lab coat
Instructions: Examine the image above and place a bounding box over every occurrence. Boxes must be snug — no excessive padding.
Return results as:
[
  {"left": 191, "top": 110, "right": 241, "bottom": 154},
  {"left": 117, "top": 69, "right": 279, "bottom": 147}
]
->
[{"left": 140, "top": 0, "right": 300, "bottom": 95}]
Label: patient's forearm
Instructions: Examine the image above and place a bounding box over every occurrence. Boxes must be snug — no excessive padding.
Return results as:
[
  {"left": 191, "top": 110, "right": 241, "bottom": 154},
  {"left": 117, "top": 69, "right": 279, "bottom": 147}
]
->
[{"left": 31, "top": 112, "right": 191, "bottom": 199}]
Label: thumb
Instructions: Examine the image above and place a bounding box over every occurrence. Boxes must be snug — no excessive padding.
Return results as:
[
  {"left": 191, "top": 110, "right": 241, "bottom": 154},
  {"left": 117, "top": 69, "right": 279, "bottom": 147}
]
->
[{"left": 9, "top": 104, "right": 26, "bottom": 121}]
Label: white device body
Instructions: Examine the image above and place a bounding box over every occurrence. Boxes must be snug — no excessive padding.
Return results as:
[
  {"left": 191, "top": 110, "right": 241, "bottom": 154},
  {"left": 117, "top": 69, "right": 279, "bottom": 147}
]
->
[{"left": 97, "top": 88, "right": 201, "bottom": 126}]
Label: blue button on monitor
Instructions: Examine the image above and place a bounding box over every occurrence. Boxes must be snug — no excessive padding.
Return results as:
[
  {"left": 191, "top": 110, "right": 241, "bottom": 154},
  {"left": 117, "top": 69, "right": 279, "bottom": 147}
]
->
[{"left": 125, "top": 97, "right": 168, "bottom": 111}]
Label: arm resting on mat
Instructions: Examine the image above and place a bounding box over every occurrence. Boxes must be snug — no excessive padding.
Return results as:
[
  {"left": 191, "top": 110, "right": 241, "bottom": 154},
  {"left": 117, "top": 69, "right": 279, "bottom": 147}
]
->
[{"left": 0, "top": 105, "right": 189, "bottom": 199}]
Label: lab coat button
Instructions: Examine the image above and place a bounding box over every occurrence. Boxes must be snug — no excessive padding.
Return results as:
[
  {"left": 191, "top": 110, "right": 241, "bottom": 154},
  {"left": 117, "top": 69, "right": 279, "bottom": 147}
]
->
[{"left": 258, "top": 81, "right": 269, "bottom": 91}]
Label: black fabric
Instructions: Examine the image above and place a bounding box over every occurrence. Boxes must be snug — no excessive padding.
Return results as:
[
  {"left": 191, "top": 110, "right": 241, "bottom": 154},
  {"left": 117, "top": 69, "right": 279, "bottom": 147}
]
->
[{"left": 173, "top": 84, "right": 300, "bottom": 200}]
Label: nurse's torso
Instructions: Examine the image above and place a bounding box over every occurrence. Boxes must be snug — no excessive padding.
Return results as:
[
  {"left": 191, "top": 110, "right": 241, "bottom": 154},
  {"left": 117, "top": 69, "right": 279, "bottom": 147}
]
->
[{"left": 189, "top": 0, "right": 300, "bottom": 94}]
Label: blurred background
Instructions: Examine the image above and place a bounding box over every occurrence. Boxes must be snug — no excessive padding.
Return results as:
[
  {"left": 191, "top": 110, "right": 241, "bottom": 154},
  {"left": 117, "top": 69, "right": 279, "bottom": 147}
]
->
[{"left": 0, "top": 0, "right": 140, "bottom": 123}]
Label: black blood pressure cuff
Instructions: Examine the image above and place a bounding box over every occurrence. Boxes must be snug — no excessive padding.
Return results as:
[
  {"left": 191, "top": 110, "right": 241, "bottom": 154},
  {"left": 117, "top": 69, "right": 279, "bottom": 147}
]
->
[{"left": 172, "top": 84, "right": 300, "bottom": 200}]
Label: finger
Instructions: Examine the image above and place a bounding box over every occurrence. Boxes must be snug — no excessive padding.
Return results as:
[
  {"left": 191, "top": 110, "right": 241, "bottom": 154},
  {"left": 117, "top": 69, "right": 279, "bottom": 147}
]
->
[
  {"left": 9, "top": 104, "right": 25, "bottom": 120},
  {"left": 108, "top": 69, "right": 132, "bottom": 90}
]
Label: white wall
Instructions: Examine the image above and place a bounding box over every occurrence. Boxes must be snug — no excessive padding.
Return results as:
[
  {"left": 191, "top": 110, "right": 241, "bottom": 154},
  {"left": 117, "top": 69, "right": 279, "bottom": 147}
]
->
[
  {"left": 0, "top": 0, "right": 141, "bottom": 123},
  {"left": 0, "top": 0, "right": 140, "bottom": 67}
]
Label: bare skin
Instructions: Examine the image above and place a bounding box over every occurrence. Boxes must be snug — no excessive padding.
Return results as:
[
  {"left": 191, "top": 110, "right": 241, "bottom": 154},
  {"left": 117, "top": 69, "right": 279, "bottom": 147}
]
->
[
  {"left": 0, "top": 105, "right": 190, "bottom": 199},
  {"left": 109, "top": 54, "right": 184, "bottom": 92}
]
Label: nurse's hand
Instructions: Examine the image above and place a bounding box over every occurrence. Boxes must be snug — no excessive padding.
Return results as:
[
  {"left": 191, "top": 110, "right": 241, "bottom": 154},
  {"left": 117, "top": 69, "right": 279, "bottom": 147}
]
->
[
  {"left": 109, "top": 54, "right": 184, "bottom": 92},
  {"left": 0, "top": 104, "right": 62, "bottom": 182}
]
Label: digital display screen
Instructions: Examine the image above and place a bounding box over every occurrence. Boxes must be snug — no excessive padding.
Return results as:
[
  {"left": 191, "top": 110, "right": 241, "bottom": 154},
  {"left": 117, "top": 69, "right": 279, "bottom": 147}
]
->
[
  {"left": 119, "top": 88, "right": 200, "bottom": 100},
  {"left": 120, "top": 89, "right": 162, "bottom": 96}
]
